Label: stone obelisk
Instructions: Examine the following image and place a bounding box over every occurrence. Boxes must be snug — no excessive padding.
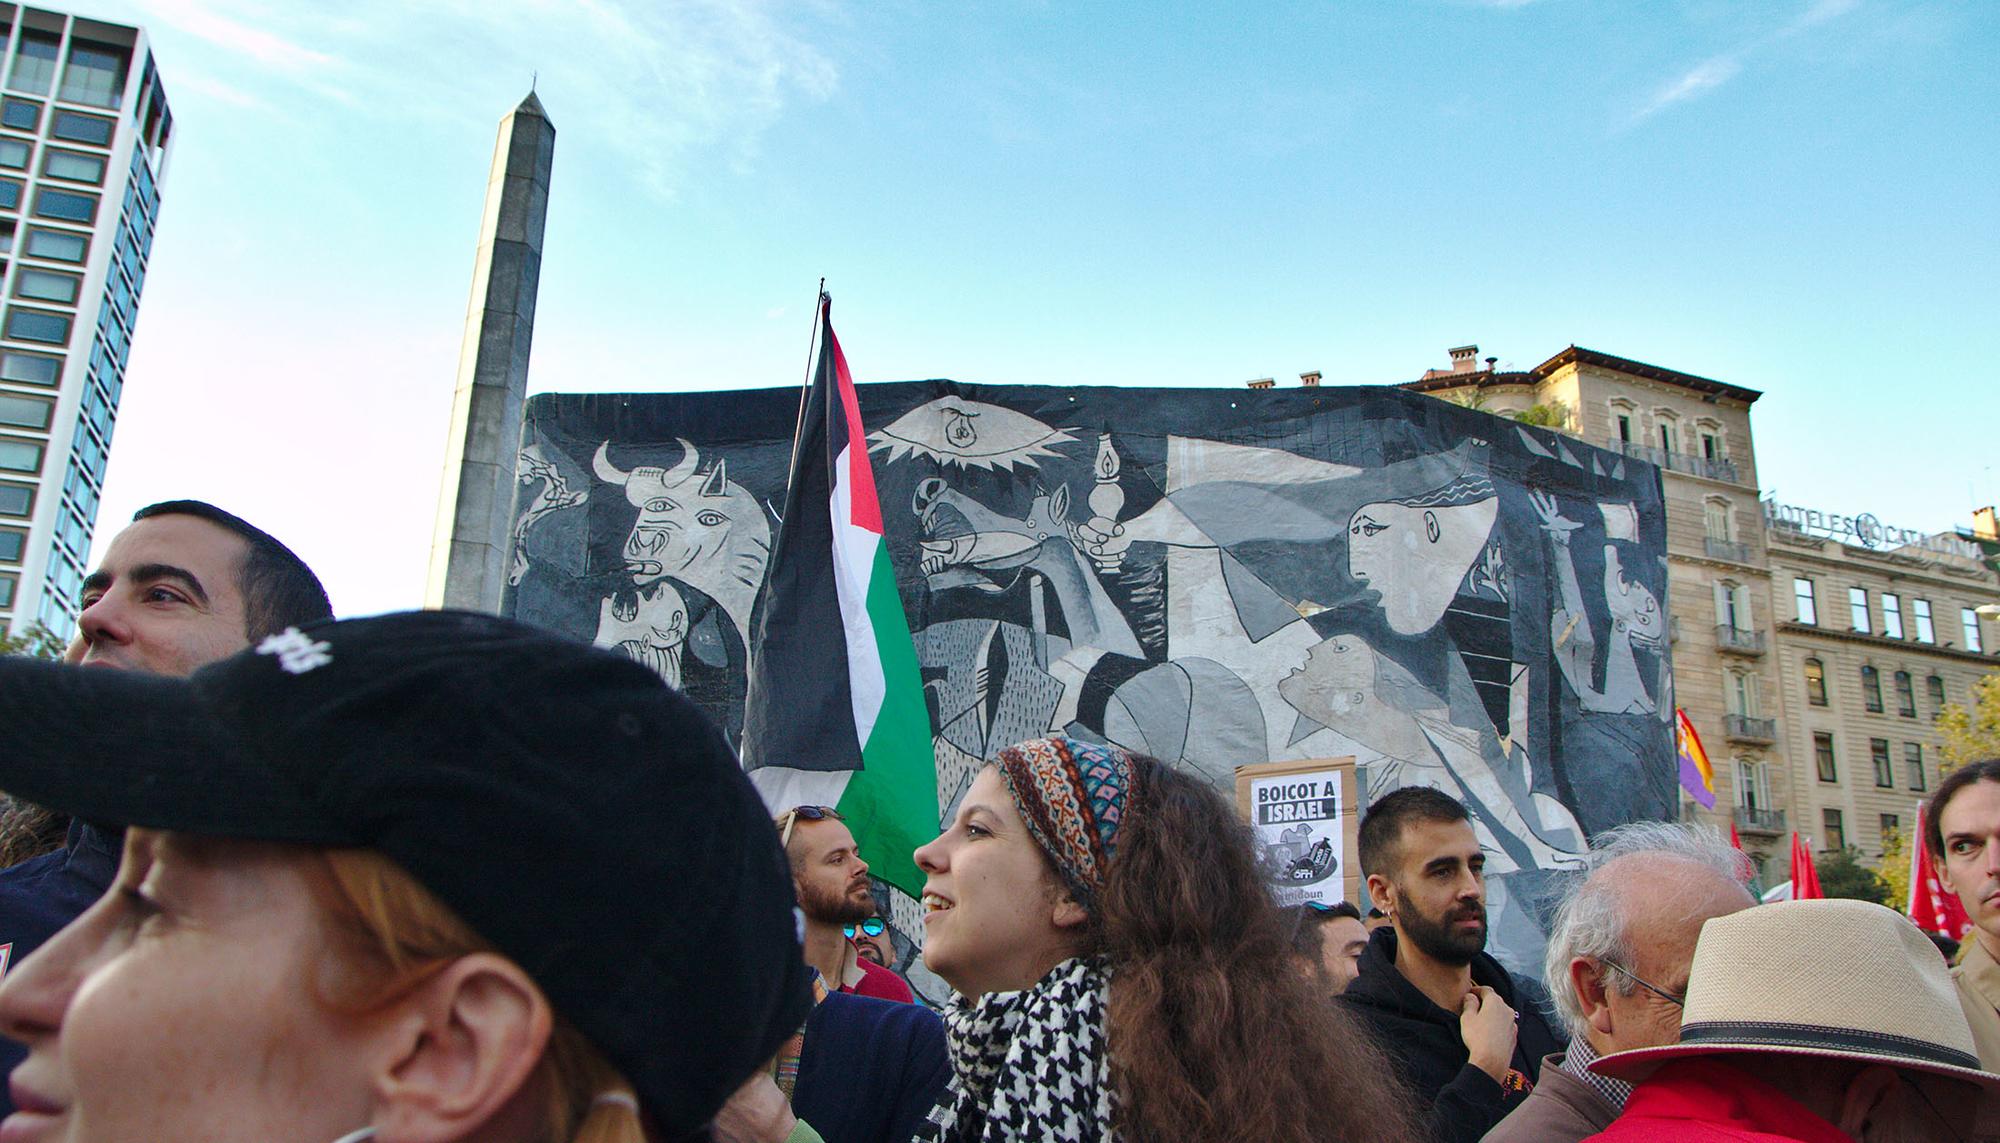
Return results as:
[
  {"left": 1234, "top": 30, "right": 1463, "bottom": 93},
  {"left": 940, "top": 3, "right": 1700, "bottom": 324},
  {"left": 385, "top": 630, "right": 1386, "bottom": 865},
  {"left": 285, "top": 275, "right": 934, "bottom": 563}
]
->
[{"left": 424, "top": 91, "right": 555, "bottom": 612}]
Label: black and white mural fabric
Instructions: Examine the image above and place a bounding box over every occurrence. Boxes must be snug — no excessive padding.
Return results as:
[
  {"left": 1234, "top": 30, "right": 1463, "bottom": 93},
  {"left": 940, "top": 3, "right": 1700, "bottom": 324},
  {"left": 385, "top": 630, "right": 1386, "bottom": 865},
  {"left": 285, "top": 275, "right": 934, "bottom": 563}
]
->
[{"left": 503, "top": 382, "right": 1674, "bottom": 976}]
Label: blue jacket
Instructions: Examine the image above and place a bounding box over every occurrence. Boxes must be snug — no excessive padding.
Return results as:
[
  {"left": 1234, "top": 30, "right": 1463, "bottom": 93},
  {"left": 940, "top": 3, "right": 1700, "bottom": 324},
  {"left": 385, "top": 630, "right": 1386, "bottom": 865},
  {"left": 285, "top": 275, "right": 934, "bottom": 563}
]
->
[
  {"left": 0, "top": 821, "right": 119, "bottom": 1116},
  {"left": 795, "top": 990, "right": 949, "bottom": 1143}
]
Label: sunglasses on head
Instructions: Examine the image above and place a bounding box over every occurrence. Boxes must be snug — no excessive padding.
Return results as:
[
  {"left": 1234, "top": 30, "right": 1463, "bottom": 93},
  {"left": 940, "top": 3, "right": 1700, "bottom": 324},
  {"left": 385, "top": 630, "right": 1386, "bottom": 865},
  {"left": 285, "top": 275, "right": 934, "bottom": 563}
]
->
[
  {"left": 844, "top": 917, "right": 887, "bottom": 939},
  {"left": 776, "top": 805, "right": 842, "bottom": 849}
]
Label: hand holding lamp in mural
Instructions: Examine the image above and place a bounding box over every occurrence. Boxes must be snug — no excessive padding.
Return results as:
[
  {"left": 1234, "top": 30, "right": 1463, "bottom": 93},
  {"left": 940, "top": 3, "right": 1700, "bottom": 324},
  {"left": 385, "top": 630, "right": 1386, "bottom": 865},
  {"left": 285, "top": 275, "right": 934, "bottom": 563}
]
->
[{"left": 1077, "top": 434, "right": 1130, "bottom": 572}]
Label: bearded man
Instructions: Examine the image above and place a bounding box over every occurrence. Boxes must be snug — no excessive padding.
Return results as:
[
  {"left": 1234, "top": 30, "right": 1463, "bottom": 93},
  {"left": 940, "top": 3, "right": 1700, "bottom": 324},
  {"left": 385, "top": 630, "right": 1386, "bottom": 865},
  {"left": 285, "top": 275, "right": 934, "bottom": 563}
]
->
[
  {"left": 1340, "top": 786, "right": 1566, "bottom": 1143},
  {"left": 775, "top": 806, "right": 913, "bottom": 1002}
]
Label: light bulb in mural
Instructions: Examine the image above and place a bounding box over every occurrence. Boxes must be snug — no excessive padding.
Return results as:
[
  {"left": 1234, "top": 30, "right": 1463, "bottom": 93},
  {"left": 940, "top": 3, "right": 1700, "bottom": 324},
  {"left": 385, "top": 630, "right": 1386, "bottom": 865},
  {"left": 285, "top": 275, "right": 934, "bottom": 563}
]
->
[{"left": 867, "top": 398, "right": 1076, "bottom": 472}]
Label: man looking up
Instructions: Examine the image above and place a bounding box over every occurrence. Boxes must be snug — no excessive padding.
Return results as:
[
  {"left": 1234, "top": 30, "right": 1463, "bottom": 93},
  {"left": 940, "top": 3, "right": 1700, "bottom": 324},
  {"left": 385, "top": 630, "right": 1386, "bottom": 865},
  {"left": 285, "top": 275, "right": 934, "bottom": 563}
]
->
[
  {"left": 0, "top": 500, "right": 330, "bottom": 1111},
  {"left": 776, "top": 806, "right": 914, "bottom": 1003},
  {"left": 1340, "top": 786, "right": 1564, "bottom": 1143},
  {"left": 1483, "top": 822, "right": 1756, "bottom": 1143},
  {"left": 1927, "top": 756, "right": 2000, "bottom": 1069},
  {"left": 1289, "top": 900, "right": 1370, "bottom": 994}
]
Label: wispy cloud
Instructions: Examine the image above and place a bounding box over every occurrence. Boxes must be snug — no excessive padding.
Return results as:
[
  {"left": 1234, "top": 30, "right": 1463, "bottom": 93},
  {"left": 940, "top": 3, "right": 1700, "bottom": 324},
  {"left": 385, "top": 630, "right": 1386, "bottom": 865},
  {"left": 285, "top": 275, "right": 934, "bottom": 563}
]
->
[
  {"left": 1622, "top": 0, "right": 1858, "bottom": 129},
  {"left": 129, "top": 0, "right": 841, "bottom": 199},
  {"left": 1631, "top": 54, "right": 1743, "bottom": 123}
]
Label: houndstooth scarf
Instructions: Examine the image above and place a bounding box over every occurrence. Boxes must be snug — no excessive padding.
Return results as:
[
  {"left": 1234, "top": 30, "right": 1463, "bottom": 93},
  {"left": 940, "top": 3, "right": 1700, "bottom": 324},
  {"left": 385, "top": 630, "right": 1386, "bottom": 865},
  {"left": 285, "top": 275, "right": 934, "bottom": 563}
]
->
[{"left": 914, "top": 956, "right": 1117, "bottom": 1143}]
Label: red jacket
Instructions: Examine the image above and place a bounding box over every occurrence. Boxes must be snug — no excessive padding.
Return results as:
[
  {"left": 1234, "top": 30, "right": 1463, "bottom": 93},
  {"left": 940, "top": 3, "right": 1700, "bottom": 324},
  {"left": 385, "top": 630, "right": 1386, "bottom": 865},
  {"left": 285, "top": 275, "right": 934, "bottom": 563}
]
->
[{"left": 1581, "top": 1059, "right": 1855, "bottom": 1143}]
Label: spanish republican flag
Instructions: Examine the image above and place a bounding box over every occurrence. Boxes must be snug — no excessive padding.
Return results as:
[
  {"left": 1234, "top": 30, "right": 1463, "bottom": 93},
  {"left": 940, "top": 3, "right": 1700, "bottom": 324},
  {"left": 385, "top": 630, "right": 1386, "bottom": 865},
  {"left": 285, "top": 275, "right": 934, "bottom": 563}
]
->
[
  {"left": 742, "top": 295, "right": 936, "bottom": 897},
  {"left": 1676, "top": 707, "right": 1716, "bottom": 809}
]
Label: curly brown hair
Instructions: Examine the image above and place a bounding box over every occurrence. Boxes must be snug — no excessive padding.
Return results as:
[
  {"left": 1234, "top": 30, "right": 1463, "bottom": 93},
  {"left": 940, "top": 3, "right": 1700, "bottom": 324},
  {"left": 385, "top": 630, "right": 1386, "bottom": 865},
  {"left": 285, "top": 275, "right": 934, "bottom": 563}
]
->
[{"left": 1094, "top": 758, "right": 1418, "bottom": 1143}]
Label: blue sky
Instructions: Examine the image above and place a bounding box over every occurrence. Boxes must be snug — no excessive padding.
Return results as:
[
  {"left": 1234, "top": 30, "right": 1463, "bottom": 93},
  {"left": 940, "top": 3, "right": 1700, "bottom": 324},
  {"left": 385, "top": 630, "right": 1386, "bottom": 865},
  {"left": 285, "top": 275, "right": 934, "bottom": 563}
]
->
[{"left": 83, "top": 0, "right": 1999, "bottom": 618}]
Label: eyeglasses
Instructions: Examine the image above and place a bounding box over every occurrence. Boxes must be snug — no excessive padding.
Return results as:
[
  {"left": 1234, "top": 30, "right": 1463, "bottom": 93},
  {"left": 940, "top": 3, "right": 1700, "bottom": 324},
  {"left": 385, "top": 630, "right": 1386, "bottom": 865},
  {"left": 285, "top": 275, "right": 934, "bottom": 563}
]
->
[
  {"left": 776, "top": 805, "right": 842, "bottom": 849},
  {"left": 1600, "top": 958, "right": 1686, "bottom": 1007},
  {"left": 844, "top": 917, "right": 887, "bottom": 939}
]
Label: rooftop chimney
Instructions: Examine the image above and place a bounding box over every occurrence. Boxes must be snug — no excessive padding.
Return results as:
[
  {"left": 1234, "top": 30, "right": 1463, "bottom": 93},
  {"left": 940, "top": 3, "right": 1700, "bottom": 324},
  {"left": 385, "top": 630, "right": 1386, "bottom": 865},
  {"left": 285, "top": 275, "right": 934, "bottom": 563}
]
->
[
  {"left": 1246, "top": 378, "right": 1275, "bottom": 390},
  {"left": 1976, "top": 506, "right": 1998, "bottom": 542},
  {"left": 1449, "top": 344, "right": 1479, "bottom": 374},
  {"left": 1300, "top": 370, "right": 1322, "bottom": 387}
]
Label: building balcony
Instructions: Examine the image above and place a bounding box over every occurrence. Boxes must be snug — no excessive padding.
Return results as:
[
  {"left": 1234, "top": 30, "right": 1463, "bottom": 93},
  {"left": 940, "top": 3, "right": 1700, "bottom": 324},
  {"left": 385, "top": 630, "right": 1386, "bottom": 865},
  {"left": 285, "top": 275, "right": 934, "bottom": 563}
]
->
[
  {"left": 1724, "top": 714, "right": 1778, "bottom": 744},
  {"left": 1734, "top": 806, "right": 1787, "bottom": 836},
  {"left": 1611, "top": 441, "right": 1741, "bottom": 485},
  {"left": 1713, "top": 624, "right": 1766, "bottom": 655},
  {"left": 1704, "top": 536, "right": 1754, "bottom": 564}
]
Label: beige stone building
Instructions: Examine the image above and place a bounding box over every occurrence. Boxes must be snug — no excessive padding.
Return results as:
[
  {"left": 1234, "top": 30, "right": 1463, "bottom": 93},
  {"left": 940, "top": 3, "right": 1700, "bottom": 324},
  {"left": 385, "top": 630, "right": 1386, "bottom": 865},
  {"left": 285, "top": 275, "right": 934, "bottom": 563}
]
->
[
  {"left": 1765, "top": 514, "right": 2000, "bottom": 870},
  {"left": 1397, "top": 345, "right": 2000, "bottom": 883}
]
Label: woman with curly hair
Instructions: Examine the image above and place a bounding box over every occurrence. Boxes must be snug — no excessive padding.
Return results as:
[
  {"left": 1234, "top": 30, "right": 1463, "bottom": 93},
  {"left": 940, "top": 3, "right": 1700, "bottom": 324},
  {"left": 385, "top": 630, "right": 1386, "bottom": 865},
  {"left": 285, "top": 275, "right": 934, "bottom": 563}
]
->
[{"left": 913, "top": 735, "right": 1416, "bottom": 1143}]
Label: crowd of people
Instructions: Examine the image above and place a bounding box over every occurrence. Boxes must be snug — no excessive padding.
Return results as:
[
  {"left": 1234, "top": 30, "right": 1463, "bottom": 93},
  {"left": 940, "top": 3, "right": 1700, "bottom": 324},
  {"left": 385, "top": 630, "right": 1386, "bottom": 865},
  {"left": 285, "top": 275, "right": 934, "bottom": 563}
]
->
[{"left": 0, "top": 497, "right": 1996, "bottom": 1142}]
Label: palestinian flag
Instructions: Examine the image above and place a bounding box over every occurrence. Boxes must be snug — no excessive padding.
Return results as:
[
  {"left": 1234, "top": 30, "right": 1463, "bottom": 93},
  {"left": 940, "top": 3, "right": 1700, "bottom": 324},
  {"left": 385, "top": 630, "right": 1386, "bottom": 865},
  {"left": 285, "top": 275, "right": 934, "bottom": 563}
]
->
[{"left": 742, "top": 295, "right": 935, "bottom": 896}]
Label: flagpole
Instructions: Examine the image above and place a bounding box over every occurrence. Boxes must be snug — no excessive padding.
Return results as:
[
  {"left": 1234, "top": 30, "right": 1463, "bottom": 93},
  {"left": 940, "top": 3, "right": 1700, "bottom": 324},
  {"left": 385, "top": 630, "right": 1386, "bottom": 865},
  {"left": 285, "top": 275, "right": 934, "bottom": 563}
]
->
[{"left": 785, "top": 279, "right": 827, "bottom": 484}]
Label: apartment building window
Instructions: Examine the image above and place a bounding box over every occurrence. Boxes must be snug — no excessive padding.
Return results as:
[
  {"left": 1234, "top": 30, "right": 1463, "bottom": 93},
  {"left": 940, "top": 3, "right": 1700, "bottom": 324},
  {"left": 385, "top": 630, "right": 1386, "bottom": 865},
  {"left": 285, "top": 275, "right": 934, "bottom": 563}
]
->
[
  {"left": 0, "top": 435, "right": 42, "bottom": 473},
  {"left": 48, "top": 111, "right": 114, "bottom": 147},
  {"left": 1968, "top": 608, "right": 1987, "bottom": 654},
  {"left": 41, "top": 149, "right": 105, "bottom": 185},
  {"left": 31, "top": 188, "right": 97, "bottom": 225},
  {"left": 1894, "top": 671, "right": 1915, "bottom": 718},
  {"left": 22, "top": 227, "right": 87, "bottom": 262},
  {"left": 1658, "top": 418, "right": 1679, "bottom": 453},
  {"left": 1822, "top": 808, "right": 1845, "bottom": 852},
  {"left": 0, "top": 349, "right": 60, "bottom": 386},
  {"left": 1882, "top": 593, "right": 1904, "bottom": 639},
  {"left": 1701, "top": 431, "right": 1721, "bottom": 460},
  {"left": 1705, "top": 499, "right": 1732, "bottom": 542},
  {"left": 0, "top": 138, "right": 23, "bottom": 169},
  {"left": 1861, "top": 665, "right": 1883, "bottom": 712},
  {"left": 8, "top": 31, "right": 60, "bottom": 96},
  {"left": 1880, "top": 813, "right": 1900, "bottom": 846},
  {"left": 1906, "top": 742, "right": 1926, "bottom": 791},
  {"left": 1794, "top": 578, "right": 1817, "bottom": 625},
  {"left": 1849, "top": 587, "right": 1870, "bottom": 632},
  {"left": 0, "top": 481, "right": 32, "bottom": 516},
  {"left": 0, "top": 526, "right": 22, "bottom": 563},
  {"left": 1871, "top": 739, "right": 1892, "bottom": 787},
  {"left": 1728, "top": 671, "right": 1759, "bottom": 717},
  {"left": 1737, "top": 759, "right": 1770, "bottom": 812},
  {"left": 1716, "top": 581, "right": 1751, "bottom": 631},
  {"left": 1913, "top": 599, "right": 1935, "bottom": 644},
  {"left": 0, "top": 571, "right": 13, "bottom": 608},
  {"left": 4, "top": 307, "right": 70, "bottom": 344},
  {"left": 1804, "top": 658, "right": 1827, "bottom": 705},
  {"left": 0, "top": 97, "right": 37, "bottom": 132},
  {"left": 1928, "top": 675, "right": 1946, "bottom": 718},
  {"left": 12, "top": 268, "right": 78, "bottom": 304},
  {"left": 1616, "top": 414, "right": 1632, "bottom": 443},
  {"left": 1814, "top": 733, "right": 1837, "bottom": 782},
  {"left": 0, "top": 392, "right": 51, "bottom": 430},
  {"left": 57, "top": 40, "right": 129, "bottom": 109}
]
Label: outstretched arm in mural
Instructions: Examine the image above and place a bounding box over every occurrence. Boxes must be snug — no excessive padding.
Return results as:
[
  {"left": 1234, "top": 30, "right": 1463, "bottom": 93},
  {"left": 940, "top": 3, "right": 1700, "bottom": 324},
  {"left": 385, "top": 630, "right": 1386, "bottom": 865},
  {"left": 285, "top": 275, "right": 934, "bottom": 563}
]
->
[
  {"left": 509, "top": 444, "right": 587, "bottom": 586},
  {"left": 1533, "top": 490, "right": 1663, "bottom": 717}
]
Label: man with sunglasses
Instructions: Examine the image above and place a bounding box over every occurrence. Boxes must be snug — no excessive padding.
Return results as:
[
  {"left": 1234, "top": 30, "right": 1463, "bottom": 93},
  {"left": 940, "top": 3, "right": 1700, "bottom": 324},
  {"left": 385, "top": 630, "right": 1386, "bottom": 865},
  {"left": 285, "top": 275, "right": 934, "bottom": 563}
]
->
[
  {"left": 775, "top": 806, "right": 914, "bottom": 1003},
  {"left": 1484, "top": 822, "right": 1755, "bottom": 1143},
  {"left": 846, "top": 914, "right": 895, "bottom": 969}
]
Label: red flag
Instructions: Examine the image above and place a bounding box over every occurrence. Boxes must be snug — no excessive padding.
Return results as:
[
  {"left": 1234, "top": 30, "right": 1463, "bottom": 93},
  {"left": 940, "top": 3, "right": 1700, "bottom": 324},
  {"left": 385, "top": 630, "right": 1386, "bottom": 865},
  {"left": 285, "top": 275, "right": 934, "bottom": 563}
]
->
[
  {"left": 1909, "top": 804, "right": 1974, "bottom": 939},
  {"left": 1729, "top": 821, "right": 1743, "bottom": 851},
  {"left": 1790, "top": 833, "right": 1824, "bottom": 900}
]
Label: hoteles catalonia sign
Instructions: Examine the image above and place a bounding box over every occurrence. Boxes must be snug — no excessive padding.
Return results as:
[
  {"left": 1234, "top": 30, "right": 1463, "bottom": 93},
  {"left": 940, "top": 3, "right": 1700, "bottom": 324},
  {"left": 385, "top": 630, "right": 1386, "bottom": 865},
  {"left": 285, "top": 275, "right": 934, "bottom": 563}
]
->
[{"left": 1764, "top": 499, "right": 1981, "bottom": 560}]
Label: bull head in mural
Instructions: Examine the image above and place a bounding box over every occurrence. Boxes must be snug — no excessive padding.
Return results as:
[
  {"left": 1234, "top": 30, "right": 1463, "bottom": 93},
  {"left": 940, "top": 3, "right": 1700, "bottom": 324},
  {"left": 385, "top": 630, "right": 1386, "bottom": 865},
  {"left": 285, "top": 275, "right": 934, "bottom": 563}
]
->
[{"left": 592, "top": 440, "right": 771, "bottom": 641}]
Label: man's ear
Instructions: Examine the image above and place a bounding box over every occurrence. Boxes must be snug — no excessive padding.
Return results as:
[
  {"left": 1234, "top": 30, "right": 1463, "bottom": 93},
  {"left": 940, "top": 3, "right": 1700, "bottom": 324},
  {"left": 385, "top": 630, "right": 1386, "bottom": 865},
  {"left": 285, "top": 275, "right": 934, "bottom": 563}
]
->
[
  {"left": 1570, "top": 957, "right": 1614, "bottom": 1036},
  {"left": 1934, "top": 853, "right": 1960, "bottom": 897},
  {"left": 368, "top": 953, "right": 555, "bottom": 1143},
  {"left": 1366, "top": 873, "right": 1395, "bottom": 918},
  {"left": 1836, "top": 1065, "right": 1900, "bottom": 1139}
]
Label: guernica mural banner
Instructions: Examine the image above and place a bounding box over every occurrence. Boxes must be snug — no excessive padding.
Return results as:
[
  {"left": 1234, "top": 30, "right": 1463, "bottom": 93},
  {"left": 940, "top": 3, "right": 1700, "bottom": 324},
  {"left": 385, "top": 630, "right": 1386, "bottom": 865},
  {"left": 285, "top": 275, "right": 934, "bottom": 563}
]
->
[{"left": 502, "top": 381, "right": 1675, "bottom": 980}]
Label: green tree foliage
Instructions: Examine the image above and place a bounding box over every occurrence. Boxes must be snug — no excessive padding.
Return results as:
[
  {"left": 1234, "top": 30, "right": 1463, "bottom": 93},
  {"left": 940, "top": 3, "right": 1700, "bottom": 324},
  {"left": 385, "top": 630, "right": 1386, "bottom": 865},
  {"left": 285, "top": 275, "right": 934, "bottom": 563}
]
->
[
  {"left": 1877, "top": 825, "right": 1911, "bottom": 913},
  {"left": 1819, "top": 846, "right": 1891, "bottom": 906},
  {"left": 0, "top": 621, "right": 65, "bottom": 659},
  {"left": 1511, "top": 402, "right": 1571, "bottom": 429},
  {"left": 1939, "top": 671, "right": 2000, "bottom": 769}
]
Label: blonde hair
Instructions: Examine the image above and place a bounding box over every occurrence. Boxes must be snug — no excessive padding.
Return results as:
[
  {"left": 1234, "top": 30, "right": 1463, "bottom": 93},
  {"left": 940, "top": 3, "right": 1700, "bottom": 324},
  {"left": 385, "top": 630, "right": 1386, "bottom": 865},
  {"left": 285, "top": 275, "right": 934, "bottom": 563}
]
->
[{"left": 319, "top": 848, "right": 645, "bottom": 1143}]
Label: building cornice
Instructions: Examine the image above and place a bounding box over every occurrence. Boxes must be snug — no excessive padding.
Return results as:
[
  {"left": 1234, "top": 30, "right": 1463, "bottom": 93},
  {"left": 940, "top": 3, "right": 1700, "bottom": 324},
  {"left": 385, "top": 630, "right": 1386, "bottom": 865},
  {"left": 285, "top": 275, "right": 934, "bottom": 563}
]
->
[{"left": 1772, "top": 620, "right": 2000, "bottom": 665}]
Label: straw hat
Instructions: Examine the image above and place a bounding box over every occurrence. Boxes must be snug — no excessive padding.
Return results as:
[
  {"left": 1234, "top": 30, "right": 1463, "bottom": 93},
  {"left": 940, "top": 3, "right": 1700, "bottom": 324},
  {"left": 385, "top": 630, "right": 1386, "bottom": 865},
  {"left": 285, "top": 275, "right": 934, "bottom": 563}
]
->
[{"left": 1590, "top": 898, "right": 2000, "bottom": 1088}]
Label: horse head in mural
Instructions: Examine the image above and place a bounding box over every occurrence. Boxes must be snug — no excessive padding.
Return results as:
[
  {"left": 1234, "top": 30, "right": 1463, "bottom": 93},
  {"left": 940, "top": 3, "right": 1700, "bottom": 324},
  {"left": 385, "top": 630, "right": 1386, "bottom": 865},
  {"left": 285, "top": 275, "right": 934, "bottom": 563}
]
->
[
  {"left": 911, "top": 477, "right": 1143, "bottom": 658},
  {"left": 593, "top": 440, "right": 771, "bottom": 640}
]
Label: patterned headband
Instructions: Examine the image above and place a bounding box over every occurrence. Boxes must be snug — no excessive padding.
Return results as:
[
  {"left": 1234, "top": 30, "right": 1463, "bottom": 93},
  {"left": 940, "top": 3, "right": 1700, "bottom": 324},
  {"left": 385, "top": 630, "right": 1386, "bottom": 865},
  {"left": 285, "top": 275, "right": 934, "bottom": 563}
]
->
[{"left": 995, "top": 736, "right": 1137, "bottom": 907}]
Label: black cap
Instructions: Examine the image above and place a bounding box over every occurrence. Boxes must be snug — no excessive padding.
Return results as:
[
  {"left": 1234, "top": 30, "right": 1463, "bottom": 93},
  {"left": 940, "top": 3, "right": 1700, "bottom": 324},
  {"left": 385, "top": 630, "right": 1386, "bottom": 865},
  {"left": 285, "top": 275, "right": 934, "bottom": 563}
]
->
[{"left": 0, "top": 610, "right": 810, "bottom": 1138}]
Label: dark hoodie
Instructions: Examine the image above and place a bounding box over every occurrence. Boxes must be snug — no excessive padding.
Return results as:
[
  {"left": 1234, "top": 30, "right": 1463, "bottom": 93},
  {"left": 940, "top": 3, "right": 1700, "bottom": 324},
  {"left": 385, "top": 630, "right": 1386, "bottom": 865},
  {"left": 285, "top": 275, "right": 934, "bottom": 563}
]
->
[{"left": 1337, "top": 926, "right": 1564, "bottom": 1143}]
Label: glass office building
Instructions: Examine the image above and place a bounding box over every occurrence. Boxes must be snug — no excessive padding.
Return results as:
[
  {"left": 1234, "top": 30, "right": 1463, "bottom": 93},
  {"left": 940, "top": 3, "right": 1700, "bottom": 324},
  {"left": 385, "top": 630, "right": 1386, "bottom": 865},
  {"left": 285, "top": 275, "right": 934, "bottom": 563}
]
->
[{"left": 0, "top": 5, "right": 170, "bottom": 641}]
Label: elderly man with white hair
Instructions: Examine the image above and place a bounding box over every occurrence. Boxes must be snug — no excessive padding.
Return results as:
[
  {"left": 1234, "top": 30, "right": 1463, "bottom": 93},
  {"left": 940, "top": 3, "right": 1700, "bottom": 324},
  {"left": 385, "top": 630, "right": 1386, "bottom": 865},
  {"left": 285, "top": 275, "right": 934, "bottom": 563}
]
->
[{"left": 1483, "top": 822, "right": 1756, "bottom": 1143}]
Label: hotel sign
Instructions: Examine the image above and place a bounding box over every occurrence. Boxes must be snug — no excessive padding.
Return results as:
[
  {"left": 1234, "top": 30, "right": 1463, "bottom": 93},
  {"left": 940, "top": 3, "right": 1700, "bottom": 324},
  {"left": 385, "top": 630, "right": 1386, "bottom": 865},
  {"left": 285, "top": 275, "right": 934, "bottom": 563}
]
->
[{"left": 1764, "top": 499, "right": 1978, "bottom": 558}]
